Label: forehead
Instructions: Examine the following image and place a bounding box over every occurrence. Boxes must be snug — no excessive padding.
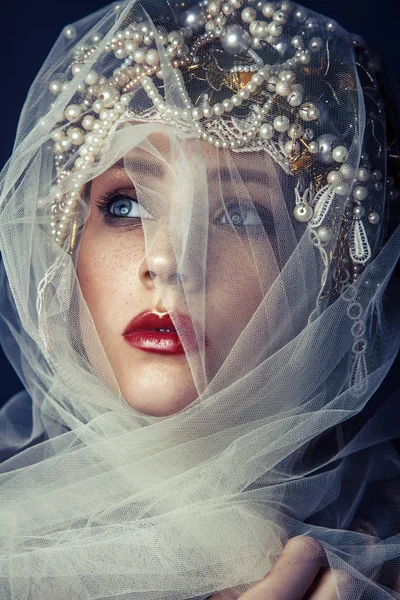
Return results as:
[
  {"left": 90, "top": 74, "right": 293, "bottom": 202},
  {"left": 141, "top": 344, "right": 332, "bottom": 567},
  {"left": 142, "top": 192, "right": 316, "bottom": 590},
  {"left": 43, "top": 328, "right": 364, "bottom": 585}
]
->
[{"left": 94, "top": 131, "right": 281, "bottom": 187}]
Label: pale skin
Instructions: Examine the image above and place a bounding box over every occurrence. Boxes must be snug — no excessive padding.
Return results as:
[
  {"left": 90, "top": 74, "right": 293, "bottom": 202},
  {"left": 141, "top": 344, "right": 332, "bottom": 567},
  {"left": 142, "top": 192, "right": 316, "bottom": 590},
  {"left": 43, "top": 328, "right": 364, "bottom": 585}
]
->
[{"left": 77, "top": 132, "right": 340, "bottom": 598}]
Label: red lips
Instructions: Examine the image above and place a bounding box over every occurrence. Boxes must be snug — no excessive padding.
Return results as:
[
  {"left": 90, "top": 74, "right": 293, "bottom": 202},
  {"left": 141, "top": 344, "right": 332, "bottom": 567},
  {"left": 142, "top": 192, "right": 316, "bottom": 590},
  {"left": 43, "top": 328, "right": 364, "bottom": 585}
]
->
[{"left": 122, "top": 310, "right": 202, "bottom": 355}]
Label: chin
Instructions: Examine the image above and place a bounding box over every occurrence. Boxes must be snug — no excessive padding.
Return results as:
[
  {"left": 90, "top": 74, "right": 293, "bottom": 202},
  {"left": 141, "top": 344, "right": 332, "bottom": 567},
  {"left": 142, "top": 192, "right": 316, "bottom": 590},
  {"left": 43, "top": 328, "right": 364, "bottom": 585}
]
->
[{"left": 119, "top": 361, "right": 199, "bottom": 416}]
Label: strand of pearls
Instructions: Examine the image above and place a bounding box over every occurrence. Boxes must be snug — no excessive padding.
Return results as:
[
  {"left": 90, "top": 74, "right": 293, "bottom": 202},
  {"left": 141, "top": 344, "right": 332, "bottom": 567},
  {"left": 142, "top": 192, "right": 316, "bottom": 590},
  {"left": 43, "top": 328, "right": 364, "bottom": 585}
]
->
[{"left": 48, "top": 0, "right": 388, "bottom": 257}]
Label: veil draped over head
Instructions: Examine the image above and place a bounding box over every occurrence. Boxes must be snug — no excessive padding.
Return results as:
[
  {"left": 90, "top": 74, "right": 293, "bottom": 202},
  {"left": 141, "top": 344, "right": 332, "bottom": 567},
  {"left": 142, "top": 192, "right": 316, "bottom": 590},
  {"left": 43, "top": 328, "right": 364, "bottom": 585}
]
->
[{"left": 0, "top": 0, "right": 400, "bottom": 597}]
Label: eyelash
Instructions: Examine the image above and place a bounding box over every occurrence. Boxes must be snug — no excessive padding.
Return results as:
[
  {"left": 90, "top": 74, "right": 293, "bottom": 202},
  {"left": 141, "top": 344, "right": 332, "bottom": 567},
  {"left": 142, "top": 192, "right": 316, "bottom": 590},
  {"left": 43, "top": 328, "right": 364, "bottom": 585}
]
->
[
  {"left": 96, "top": 191, "right": 151, "bottom": 226},
  {"left": 96, "top": 191, "right": 272, "bottom": 233}
]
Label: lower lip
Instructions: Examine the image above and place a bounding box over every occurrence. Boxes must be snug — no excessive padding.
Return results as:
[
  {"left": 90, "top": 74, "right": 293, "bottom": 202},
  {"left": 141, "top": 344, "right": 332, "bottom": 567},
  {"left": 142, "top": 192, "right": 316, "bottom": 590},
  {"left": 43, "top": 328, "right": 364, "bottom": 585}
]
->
[{"left": 123, "top": 331, "right": 186, "bottom": 355}]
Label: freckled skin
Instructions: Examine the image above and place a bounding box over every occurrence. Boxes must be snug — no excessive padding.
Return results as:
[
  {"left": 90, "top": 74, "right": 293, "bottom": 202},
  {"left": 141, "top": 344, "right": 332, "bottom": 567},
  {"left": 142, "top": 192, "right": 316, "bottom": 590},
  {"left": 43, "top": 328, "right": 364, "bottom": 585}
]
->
[{"left": 77, "top": 134, "right": 280, "bottom": 416}]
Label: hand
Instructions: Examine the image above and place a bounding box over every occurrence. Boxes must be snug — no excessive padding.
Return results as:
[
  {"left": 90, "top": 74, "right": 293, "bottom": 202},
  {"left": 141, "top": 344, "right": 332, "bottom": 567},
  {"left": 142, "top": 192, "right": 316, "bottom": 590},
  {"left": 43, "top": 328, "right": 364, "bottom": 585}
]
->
[{"left": 210, "top": 536, "right": 341, "bottom": 600}]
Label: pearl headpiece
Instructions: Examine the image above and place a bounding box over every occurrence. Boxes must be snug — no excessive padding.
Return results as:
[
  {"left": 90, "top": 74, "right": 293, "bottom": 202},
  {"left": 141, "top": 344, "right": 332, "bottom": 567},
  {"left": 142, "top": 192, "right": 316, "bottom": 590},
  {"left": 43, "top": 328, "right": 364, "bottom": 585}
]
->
[{"left": 47, "top": 0, "right": 393, "bottom": 282}]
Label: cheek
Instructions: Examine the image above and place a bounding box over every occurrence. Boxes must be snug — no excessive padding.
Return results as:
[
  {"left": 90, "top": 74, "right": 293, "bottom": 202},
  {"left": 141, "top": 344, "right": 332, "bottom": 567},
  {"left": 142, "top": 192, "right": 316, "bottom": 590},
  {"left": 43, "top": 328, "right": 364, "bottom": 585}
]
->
[
  {"left": 76, "top": 226, "right": 146, "bottom": 332},
  {"left": 205, "top": 237, "right": 265, "bottom": 361}
]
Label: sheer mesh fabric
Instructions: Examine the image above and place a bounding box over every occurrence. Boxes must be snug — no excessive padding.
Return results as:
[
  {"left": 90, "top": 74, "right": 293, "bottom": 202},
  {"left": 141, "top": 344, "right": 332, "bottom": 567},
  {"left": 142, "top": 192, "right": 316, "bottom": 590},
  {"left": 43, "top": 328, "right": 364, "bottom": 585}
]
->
[{"left": 0, "top": 1, "right": 399, "bottom": 598}]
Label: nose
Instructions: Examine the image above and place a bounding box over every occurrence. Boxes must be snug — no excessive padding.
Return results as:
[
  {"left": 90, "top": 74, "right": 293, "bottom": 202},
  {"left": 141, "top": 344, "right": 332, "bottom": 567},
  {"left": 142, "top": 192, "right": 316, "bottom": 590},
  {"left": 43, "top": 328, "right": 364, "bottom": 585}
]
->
[
  {"left": 138, "top": 233, "right": 189, "bottom": 291},
  {"left": 139, "top": 254, "right": 188, "bottom": 289}
]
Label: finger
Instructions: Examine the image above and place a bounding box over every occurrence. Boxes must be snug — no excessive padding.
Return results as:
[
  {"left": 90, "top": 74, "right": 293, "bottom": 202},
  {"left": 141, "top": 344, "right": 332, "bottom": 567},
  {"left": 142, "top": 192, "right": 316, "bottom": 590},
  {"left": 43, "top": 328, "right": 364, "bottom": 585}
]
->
[
  {"left": 240, "top": 536, "right": 325, "bottom": 600},
  {"left": 307, "top": 568, "right": 354, "bottom": 600},
  {"left": 306, "top": 569, "right": 337, "bottom": 600}
]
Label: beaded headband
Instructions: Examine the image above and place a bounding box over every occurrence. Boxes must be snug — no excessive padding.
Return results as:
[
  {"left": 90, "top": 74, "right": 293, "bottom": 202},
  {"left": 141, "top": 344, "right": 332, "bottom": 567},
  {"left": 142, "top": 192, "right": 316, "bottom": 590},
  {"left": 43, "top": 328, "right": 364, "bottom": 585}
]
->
[{"left": 48, "top": 0, "right": 392, "bottom": 282}]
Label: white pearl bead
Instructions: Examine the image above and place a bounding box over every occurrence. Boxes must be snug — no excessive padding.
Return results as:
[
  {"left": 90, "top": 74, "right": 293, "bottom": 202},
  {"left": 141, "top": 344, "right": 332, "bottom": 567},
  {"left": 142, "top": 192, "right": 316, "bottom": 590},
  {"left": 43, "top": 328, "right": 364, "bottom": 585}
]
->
[
  {"left": 356, "top": 167, "right": 371, "bottom": 182},
  {"left": 352, "top": 186, "right": 368, "bottom": 201},
  {"left": 353, "top": 205, "right": 366, "bottom": 218},
  {"left": 299, "top": 49, "right": 312, "bottom": 64},
  {"left": 51, "top": 130, "right": 64, "bottom": 142},
  {"left": 273, "top": 115, "right": 290, "bottom": 132},
  {"left": 254, "top": 22, "right": 267, "bottom": 39},
  {"left": 251, "top": 73, "right": 264, "bottom": 85},
  {"left": 259, "top": 123, "right": 274, "bottom": 139},
  {"left": 309, "top": 141, "right": 319, "bottom": 154},
  {"left": 213, "top": 103, "right": 224, "bottom": 116},
  {"left": 68, "top": 127, "right": 85, "bottom": 145},
  {"left": 273, "top": 10, "right": 287, "bottom": 24},
  {"left": 221, "top": 25, "right": 251, "bottom": 54},
  {"left": 99, "top": 86, "right": 119, "bottom": 108},
  {"left": 241, "top": 7, "right": 256, "bottom": 22},
  {"left": 133, "top": 49, "right": 146, "bottom": 63},
  {"left": 262, "top": 2, "right": 277, "bottom": 18},
  {"left": 92, "top": 32, "right": 104, "bottom": 44},
  {"left": 327, "top": 171, "right": 343, "bottom": 186},
  {"left": 146, "top": 49, "right": 159, "bottom": 66},
  {"left": 333, "top": 183, "right": 350, "bottom": 196},
  {"left": 49, "top": 80, "right": 62, "bottom": 95},
  {"left": 222, "top": 99, "right": 233, "bottom": 112},
  {"left": 299, "top": 103, "right": 320, "bottom": 121},
  {"left": 368, "top": 212, "right": 380, "bottom": 224},
  {"left": 294, "top": 7, "right": 308, "bottom": 22},
  {"left": 92, "top": 100, "right": 103, "bottom": 114},
  {"left": 249, "top": 20, "right": 260, "bottom": 36},
  {"left": 114, "top": 102, "right": 126, "bottom": 113},
  {"left": 279, "top": 70, "right": 296, "bottom": 83},
  {"left": 294, "top": 203, "right": 313, "bottom": 222},
  {"left": 203, "top": 105, "right": 213, "bottom": 118},
  {"left": 64, "top": 25, "right": 77, "bottom": 40},
  {"left": 317, "top": 226, "right": 332, "bottom": 242},
  {"left": 64, "top": 104, "right": 82, "bottom": 121},
  {"left": 114, "top": 47, "right": 126, "bottom": 59},
  {"left": 207, "top": 1, "right": 220, "bottom": 16},
  {"left": 192, "top": 107, "right": 203, "bottom": 120},
  {"left": 84, "top": 70, "right": 99, "bottom": 86},
  {"left": 205, "top": 22, "right": 215, "bottom": 33},
  {"left": 60, "top": 138, "right": 72, "bottom": 151},
  {"left": 287, "top": 90, "right": 302, "bottom": 107},
  {"left": 287, "top": 124, "right": 303, "bottom": 139},
  {"left": 246, "top": 81, "right": 257, "bottom": 93},
  {"left": 284, "top": 140, "right": 300, "bottom": 155},
  {"left": 332, "top": 145, "right": 348, "bottom": 163},
  {"left": 339, "top": 164, "right": 356, "bottom": 179},
  {"left": 239, "top": 88, "right": 250, "bottom": 99},
  {"left": 99, "top": 109, "right": 110, "bottom": 121},
  {"left": 276, "top": 81, "right": 291, "bottom": 96},
  {"left": 258, "top": 67, "right": 270, "bottom": 78},
  {"left": 125, "top": 41, "right": 137, "bottom": 54},
  {"left": 267, "top": 22, "right": 283, "bottom": 37},
  {"left": 291, "top": 35, "right": 303, "bottom": 49},
  {"left": 232, "top": 95, "right": 243, "bottom": 106},
  {"left": 309, "top": 37, "right": 323, "bottom": 52}
]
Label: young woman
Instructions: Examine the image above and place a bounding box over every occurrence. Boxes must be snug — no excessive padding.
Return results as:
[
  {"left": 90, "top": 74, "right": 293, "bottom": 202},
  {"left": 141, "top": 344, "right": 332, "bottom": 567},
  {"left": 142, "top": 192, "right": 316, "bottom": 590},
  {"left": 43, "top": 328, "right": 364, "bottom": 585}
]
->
[{"left": 0, "top": 0, "right": 399, "bottom": 598}]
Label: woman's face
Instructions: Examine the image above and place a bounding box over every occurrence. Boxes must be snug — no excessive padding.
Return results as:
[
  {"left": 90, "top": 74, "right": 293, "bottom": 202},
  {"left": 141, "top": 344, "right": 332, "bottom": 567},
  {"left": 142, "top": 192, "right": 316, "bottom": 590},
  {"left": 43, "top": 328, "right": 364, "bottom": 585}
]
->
[{"left": 77, "top": 132, "right": 283, "bottom": 416}]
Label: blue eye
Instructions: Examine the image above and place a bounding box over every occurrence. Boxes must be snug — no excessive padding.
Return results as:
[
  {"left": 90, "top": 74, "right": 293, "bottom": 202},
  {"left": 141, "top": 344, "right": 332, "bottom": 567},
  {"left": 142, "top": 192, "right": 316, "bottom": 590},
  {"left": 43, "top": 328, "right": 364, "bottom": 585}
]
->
[
  {"left": 219, "top": 202, "right": 263, "bottom": 227},
  {"left": 109, "top": 198, "right": 141, "bottom": 218}
]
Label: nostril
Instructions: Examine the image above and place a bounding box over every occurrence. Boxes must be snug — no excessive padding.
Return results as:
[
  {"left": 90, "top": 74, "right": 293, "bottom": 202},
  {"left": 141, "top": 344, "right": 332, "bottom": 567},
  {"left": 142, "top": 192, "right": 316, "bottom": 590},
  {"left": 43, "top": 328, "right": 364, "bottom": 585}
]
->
[{"left": 174, "top": 272, "right": 187, "bottom": 285}]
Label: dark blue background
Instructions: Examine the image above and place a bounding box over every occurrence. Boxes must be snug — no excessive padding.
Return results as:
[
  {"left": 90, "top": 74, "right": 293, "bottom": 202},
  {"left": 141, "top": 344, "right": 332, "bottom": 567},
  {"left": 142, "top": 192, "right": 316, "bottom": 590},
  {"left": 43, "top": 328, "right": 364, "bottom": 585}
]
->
[{"left": 1, "top": 0, "right": 399, "bottom": 406}]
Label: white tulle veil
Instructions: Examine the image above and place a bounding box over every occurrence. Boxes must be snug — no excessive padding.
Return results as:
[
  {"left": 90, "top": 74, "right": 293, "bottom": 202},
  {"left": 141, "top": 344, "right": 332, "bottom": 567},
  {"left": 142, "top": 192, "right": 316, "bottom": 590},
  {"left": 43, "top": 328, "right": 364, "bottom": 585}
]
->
[{"left": 0, "top": 0, "right": 400, "bottom": 598}]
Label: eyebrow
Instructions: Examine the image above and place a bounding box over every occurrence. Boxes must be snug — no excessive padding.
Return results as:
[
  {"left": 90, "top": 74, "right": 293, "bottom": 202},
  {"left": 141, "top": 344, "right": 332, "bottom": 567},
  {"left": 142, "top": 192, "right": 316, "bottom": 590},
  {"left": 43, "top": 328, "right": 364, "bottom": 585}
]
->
[
  {"left": 208, "top": 167, "right": 272, "bottom": 187},
  {"left": 109, "top": 158, "right": 168, "bottom": 178},
  {"left": 107, "top": 161, "right": 271, "bottom": 188}
]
